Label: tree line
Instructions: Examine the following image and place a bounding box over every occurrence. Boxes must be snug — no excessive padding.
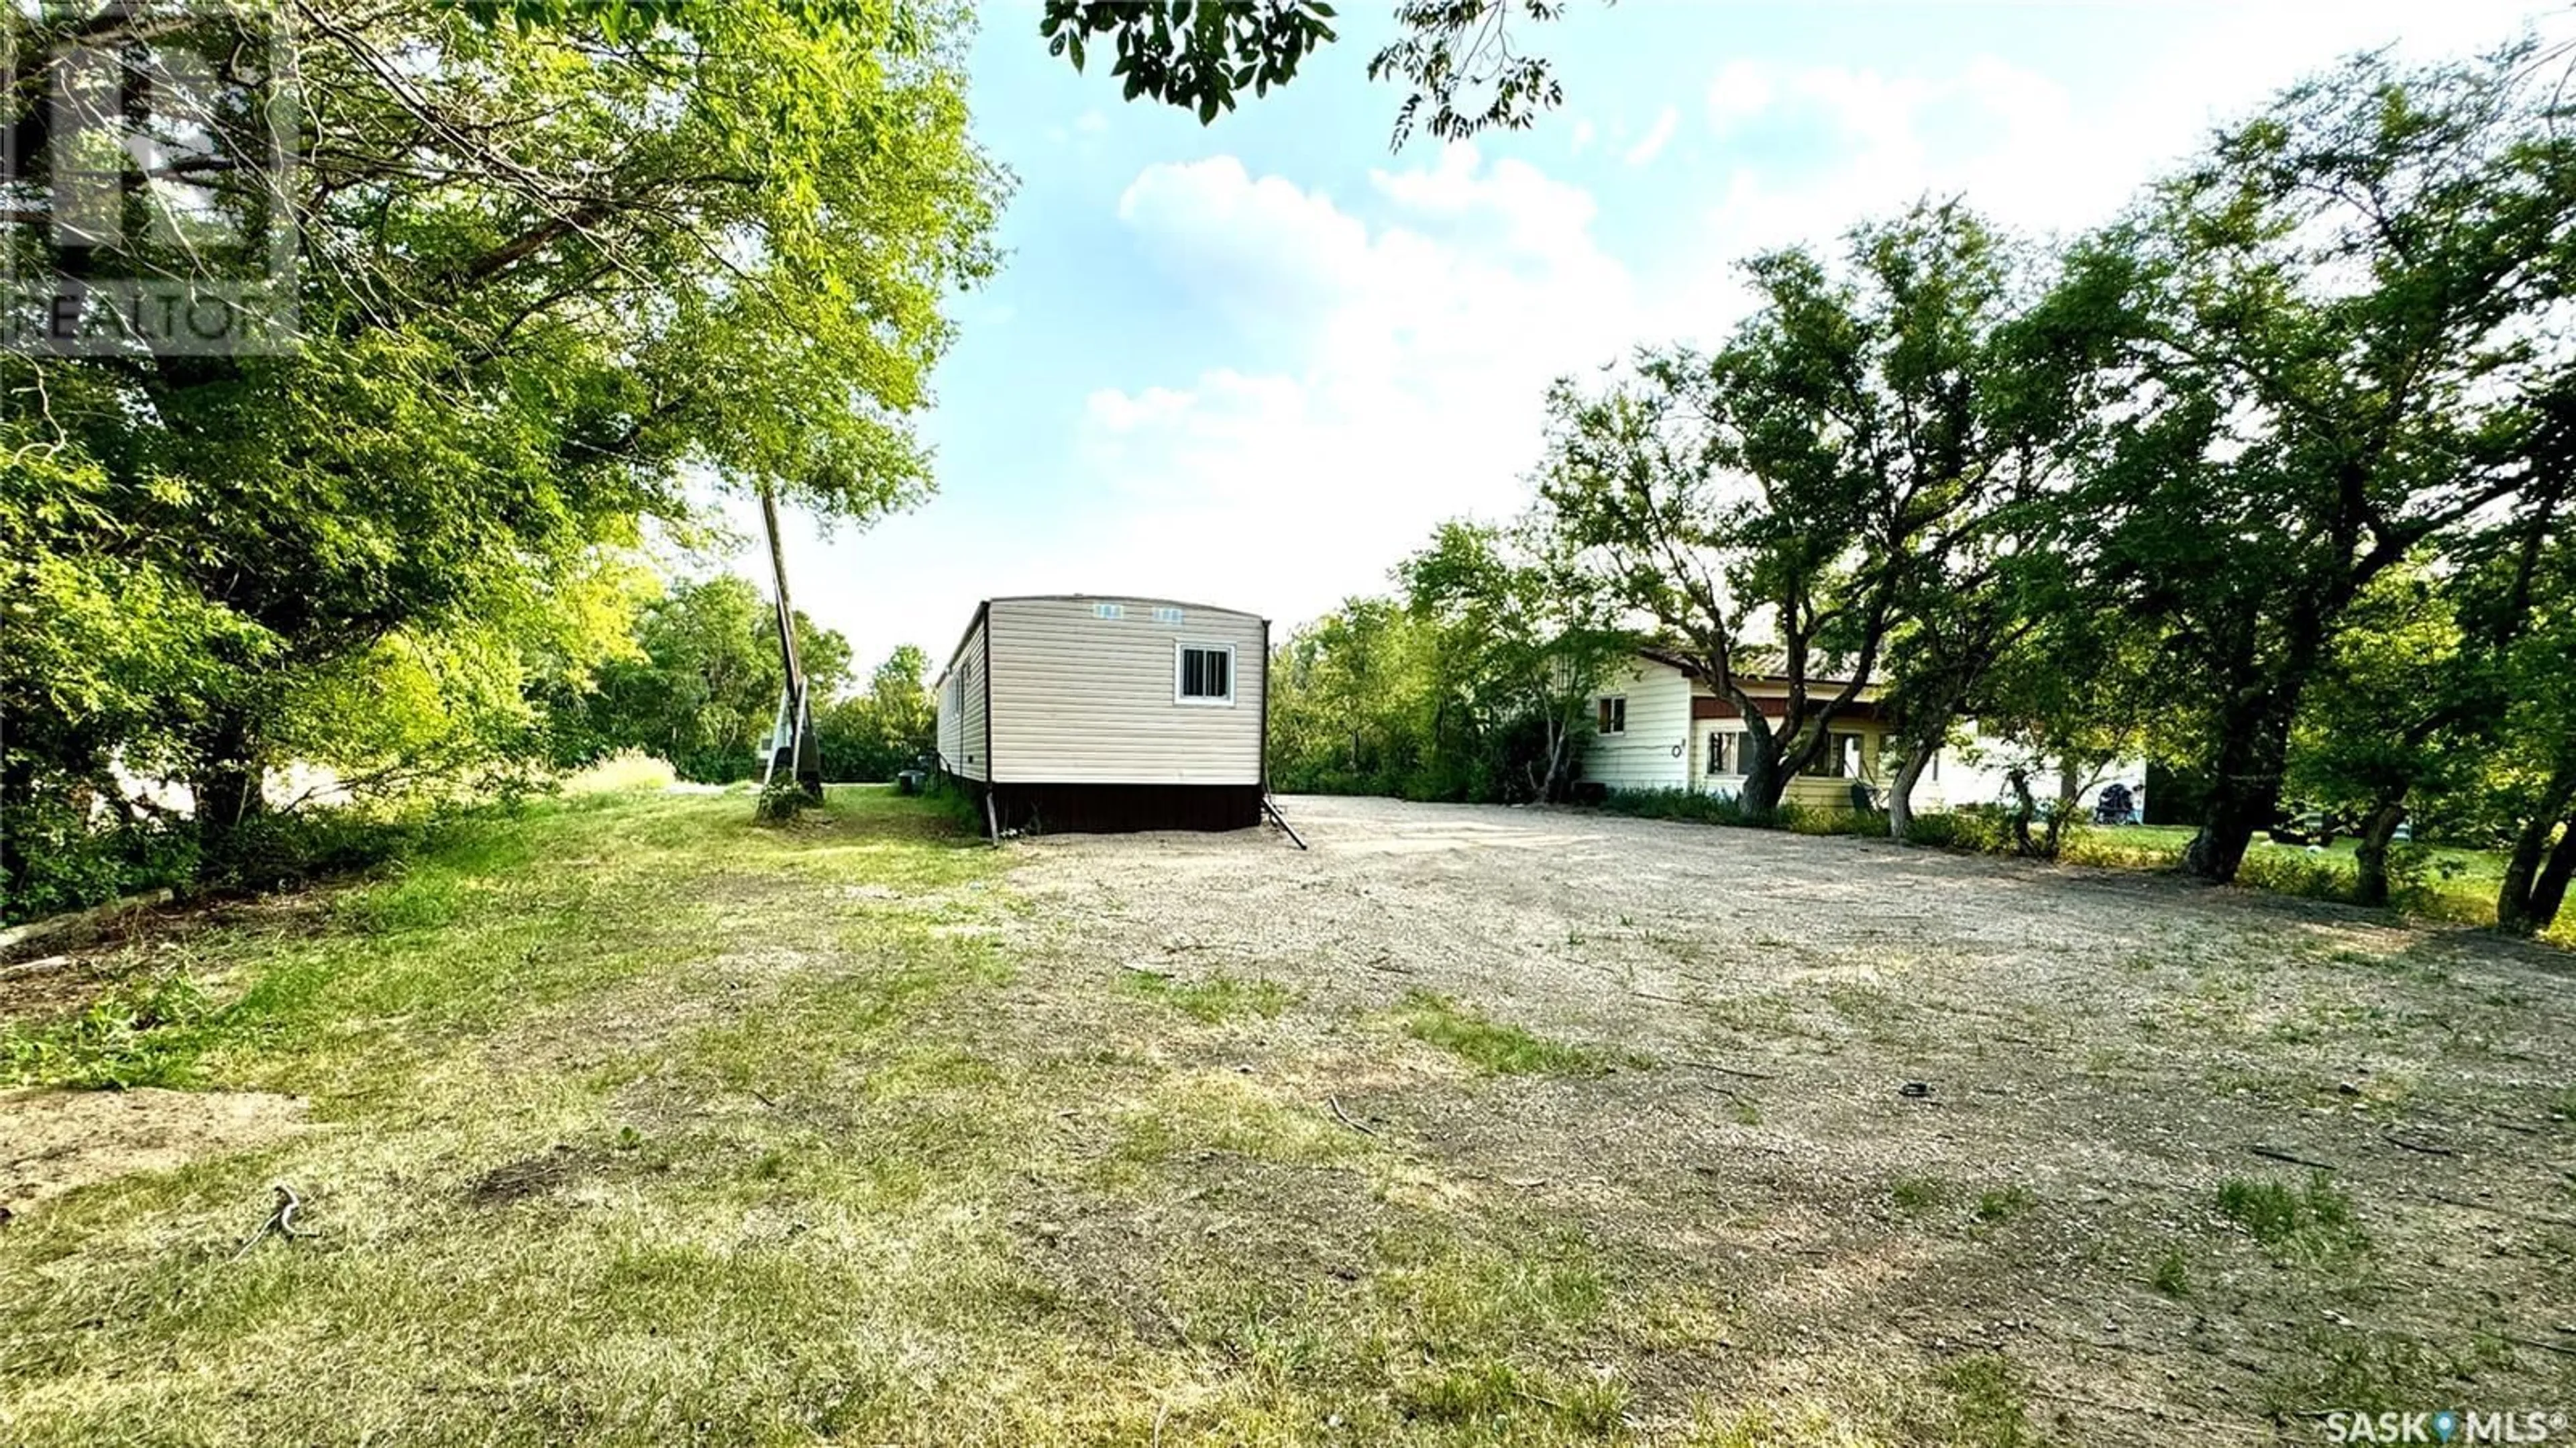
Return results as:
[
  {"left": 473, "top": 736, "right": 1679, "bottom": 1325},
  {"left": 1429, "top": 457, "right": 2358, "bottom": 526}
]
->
[{"left": 1273, "top": 42, "right": 2576, "bottom": 938}]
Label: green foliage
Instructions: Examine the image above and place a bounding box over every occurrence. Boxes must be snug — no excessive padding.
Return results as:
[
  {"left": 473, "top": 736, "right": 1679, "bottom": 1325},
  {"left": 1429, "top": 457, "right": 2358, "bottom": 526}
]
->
[
  {"left": 1536, "top": 203, "right": 2055, "bottom": 815},
  {"left": 0, "top": 975, "right": 223, "bottom": 1090},
  {"left": 2150, "top": 1247, "right": 2192, "bottom": 1298},
  {"left": 1038, "top": 0, "right": 1336, "bottom": 125},
  {"left": 1972, "top": 1186, "right": 2035, "bottom": 1224},
  {"left": 2070, "top": 45, "right": 2575, "bottom": 883},
  {"left": 1269, "top": 521, "right": 1625, "bottom": 804},
  {"left": 1037, "top": 0, "right": 1580, "bottom": 150},
  {"left": 815, "top": 645, "right": 938, "bottom": 783},
  {"left": 3, "top": 0, "right": 1000, "bottom": 915},
  {"left": 570, "top": 576, "right": 859, "bottom": 784},
  {"left": 1932, "top": 1353, "right": 2036, "bottom": 1448},
  {"left": 1595, "top": 788, "right": 1779, "bottom": 829},
  {"left": 1898, "top": 807, "right": 2009, "bottom": 855}
]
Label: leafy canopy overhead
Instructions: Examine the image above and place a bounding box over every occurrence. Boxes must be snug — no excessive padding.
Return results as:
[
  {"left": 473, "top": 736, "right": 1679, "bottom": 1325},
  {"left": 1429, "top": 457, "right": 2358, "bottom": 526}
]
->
[{"left": 1038, "top": 0, "right": 1585, "bottom": 148}]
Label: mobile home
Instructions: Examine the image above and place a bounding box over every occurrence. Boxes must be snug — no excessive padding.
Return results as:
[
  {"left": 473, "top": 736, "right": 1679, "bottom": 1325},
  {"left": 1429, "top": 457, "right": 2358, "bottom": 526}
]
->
[{"left": 933, "top": 594, "right": 1269, "bottom": 833}]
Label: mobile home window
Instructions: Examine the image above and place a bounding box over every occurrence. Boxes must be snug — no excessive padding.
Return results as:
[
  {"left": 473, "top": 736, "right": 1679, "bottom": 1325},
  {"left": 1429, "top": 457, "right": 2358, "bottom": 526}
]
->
[
  {"left": 1597, "top": 696, "right": 1626, "bottom": 735},
  {"left": 1176, "top": 643, "right": 1234, "bottom": 705},
  {"left": 1153, "top": 606, "right": 1185, "bottom": 624},
  {"left": 1093, "top": 602, "right": 1124, "bottom": 620}
]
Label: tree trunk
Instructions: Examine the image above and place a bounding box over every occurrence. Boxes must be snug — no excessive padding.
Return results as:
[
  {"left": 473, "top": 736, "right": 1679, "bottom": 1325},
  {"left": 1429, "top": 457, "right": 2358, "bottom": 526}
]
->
[
  {"left": 1886, "top": 742, "right": 1934, "bottom": 842},
  {"left": 2006, "top": 766, "right": 2040, "bottom": 858},
  {"left": 2351, "top": 795, "right": 2409, "bottom": 908},
  {"left": 2498, "top": 762, "right": 2576, "bottom": 936},
  {"left": 2182, "top": 701, "right": 2293, "bottom": 883},
  {"left": 0, "top": 749, "right": 37, "bottom": 909},
  {"left": 1737, "top": 720, "right": 1787, "bottom": 817},
  {"left": 2040, "top": 756, "right": 2081, "bottom": 860},
  {"left": 189, "top": 709, "right": 269, "bottom": 871},
  {"left": 2524, "top": 825, "right": 2576, "bottom": 933}
]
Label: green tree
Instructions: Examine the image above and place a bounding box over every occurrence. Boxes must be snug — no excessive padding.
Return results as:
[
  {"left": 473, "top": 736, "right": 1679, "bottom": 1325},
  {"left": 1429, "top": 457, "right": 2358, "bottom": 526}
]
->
[
  {"left": 579, "top": 576, "right": 851, "bottom": 783},
  {"left": 2482, "top": 525, "right": 2576, "bottom": 935},
  {"left": 1038, "top": 0, "right": 1582, "bottom": 147},
  {"left": 2071, "top": 46, "right": 2576, "bottom": 884},
  {"left": 1536, "top": 204, "right": 2031, "bottom": 817},
  {"left": 1268, "top": 598, "right": 1444, "bottom": 796},
  {"left": 1397, "top": 520, "right": 1629, "bottom": 802},
  {"left": 2, "top": 0, "right": 1000, "bottom": 910},
  {"left": 815, "top": 644, "right": 938, "bottom": 782}
]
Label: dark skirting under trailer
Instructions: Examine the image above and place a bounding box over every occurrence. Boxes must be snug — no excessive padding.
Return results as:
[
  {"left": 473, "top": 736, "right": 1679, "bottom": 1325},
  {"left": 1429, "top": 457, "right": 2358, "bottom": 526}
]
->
[{"left": 975, "top": 782, "right": 1264, "bottom": 835}]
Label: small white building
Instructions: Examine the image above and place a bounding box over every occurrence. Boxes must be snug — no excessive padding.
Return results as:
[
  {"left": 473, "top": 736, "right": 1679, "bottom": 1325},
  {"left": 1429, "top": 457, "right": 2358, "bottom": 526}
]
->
[
  {"left": 1581, "top": 648, "right": 2147, "bottom": 818},
  {"left": 933, "top": 594, "right": 1269, "bottom": 833}
]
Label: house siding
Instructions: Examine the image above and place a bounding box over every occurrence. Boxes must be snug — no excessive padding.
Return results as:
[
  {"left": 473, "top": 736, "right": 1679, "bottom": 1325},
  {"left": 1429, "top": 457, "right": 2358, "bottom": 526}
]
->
[
  {"left": 986, "top": 597, "right": 1265, "bottom": 786},
  {"left": 934, "top": 613, "right": 990, "bottom": 782},
  {"left": 1580, "top": 659, "right": 1693, "bottom": 791}
]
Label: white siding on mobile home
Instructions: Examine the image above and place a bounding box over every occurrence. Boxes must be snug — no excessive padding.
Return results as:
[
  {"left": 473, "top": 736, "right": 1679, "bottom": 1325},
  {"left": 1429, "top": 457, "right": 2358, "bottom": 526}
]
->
[
  {"left": 986, "top": 596, "right": 1264, "bottom": 785},
  {"left": 934, "top": 611, "right": 989, "bottom": 782},
  {"left": 1580, "top": 657, "right": 1694, "bottom": 791}
]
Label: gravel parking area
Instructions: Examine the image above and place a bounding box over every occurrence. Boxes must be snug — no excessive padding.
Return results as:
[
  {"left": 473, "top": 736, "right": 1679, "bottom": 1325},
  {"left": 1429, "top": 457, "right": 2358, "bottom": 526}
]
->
[{"left": 1005, "top": 794, "right": 2576, "bottom": 1439}]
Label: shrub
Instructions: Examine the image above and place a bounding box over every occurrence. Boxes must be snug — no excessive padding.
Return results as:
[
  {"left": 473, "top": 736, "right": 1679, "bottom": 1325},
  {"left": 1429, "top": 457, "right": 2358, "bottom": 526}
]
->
[
  {"left": 199, "top": 804, "right": 451, "bottom": 898},
  {"left": 0, "top": 974, "right": 223, "bottom": 1089},
  {"left": 1902, "top": 807, "right": 2008, "bottom": 854},
  {"left": 2, "top": 785, "right": 199, "bottom": 925},
  {"left": 1597, "top": 788, "right": 1778, "bottom": 828},
  {"left": 1784, "top": 803, "right": 1888, "bottom": 838}
]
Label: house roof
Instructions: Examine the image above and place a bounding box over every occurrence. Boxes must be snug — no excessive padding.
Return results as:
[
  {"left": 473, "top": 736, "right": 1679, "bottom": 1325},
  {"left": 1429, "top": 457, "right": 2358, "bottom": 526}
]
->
[{"left": 1633, "top": 645, "right": 1868, "bottom": 693}]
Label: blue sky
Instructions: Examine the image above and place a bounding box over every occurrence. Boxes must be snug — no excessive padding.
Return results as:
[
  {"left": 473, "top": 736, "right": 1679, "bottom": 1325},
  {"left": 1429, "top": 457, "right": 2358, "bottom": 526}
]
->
[{"left": 735, "top": 0, "right": 2563, "bottom": 681}]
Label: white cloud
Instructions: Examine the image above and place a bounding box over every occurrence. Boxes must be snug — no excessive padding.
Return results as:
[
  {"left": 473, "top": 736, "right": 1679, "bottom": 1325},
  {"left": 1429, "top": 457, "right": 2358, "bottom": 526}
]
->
[
  {"left": 1077, "top": 146, "right": 1641, "bottom": 627},
  {"left": 1570, "top": 117, "right": 1597, "bottom": 155},
  {"left": 1623, "top": 105, "right": 1676, "bottom": 166}
]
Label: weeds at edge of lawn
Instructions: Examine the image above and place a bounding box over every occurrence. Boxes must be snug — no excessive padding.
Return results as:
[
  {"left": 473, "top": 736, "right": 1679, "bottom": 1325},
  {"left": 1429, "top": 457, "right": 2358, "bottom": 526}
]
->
[{"left": 1395, "top": 991, "right": 1642, "bottom": 1075}]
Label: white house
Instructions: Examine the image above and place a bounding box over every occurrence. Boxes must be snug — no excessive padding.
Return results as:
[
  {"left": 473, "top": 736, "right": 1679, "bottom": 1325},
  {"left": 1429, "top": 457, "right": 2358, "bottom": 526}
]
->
[
  {"left": 1581, "top": 648, "right": 2147, "bottom": 818},
  {"left": 933, "top": 594, "right": 1269, "bottom": 834}
]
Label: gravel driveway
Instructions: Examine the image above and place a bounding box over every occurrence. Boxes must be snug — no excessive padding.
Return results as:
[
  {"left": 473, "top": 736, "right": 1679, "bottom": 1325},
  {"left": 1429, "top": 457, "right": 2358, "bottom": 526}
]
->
[{"left": 1002, "top": 794, "right": 2576, "bottom": 1439}]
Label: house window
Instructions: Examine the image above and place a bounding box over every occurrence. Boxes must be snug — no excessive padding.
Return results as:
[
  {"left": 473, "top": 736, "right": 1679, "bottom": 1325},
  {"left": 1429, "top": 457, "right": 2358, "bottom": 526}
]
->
[
  {"left": 1177, "top": 643, "right": 1234, "bottom": 705},
  {"left": 1708, "top": 731, "right": 1727, "bottom": 776},
  {"left": 1153, "top": 606, "right": 1184, "bottom": 624},
  {"left": 1597, "top": 696, "right": 1627, "bottom": 735},
  {"left": 1802, "top": 731, "right": 1863, "bottom": 778},
  {"left": 1093, "top": 602, "right": 1124, "bottom": 620}
]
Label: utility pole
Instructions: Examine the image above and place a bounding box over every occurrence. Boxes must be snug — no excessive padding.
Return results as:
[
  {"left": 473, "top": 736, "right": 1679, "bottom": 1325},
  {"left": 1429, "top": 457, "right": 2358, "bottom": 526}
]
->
[{"left": 757, "top": 485, "right": 824, "bottom": 809}]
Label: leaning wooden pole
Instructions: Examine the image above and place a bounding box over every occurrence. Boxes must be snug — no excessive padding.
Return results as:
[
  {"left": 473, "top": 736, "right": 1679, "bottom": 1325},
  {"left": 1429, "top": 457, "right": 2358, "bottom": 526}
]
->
[{"left": 757, "top": 486, "right": 824, "bottom": 810}]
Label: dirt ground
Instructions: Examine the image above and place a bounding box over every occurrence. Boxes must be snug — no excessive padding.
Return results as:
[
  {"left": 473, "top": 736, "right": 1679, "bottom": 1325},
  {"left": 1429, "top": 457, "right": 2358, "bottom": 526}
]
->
[
  {"left": 1000, "top": 794, "right": 2576, "bottom": 1439},
  {"left": 3, "top": 1087, "right": 307, "bottom": 1223}
]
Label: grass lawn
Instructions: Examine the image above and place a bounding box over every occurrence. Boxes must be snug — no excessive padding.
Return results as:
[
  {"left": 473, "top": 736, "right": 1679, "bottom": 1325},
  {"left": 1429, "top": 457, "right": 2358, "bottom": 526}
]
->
[
  {"left": 2096, "top": 824, "right": 2541, "bottom": 935},
  {"left": 1, "top": 787, "right": 1658, "bottom": 1444},
  {"left": 5, "top": 785, "right": 2571, "bottom": 1444}
]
